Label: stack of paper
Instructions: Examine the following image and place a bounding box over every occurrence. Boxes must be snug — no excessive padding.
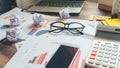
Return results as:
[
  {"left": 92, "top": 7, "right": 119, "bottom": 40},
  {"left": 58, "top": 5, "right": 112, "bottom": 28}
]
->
[{"left": 2, "top": 7, "right": 98, "bottom": 68}]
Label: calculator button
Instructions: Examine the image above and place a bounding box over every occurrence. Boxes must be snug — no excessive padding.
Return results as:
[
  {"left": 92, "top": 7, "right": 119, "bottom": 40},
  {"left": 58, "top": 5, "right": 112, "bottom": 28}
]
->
[
  {"left": 97, "top": 54, "right": 103, "bottom": 58},
  {"left": 109, "top": 64, "right": 116, "bottom": 68},
  {"left": 111, "top": 53, "right": 117, "bottom": 56},
  {"left": 96, "top": 58, "right": 102, "bottom": 62},
  {"left": 93, "top": 46, "right": 99, "bottom": 50},
  {"left": 114, "top": 44, "right": 119, "bottom": 46},
  {"left": 104, "top": 52, "right": 111, "bottom": 56},
  {"left": 94, "top": 42, "right": 99, "bottom": 44},
  {"left": 110, "top": 60, "right": 116, "bottom": 65},
  {"left": 105, "top": 48, "right": 111, "bottom": 52},
  {"left": 90, "top": 55, "right": 96, "bottom": 60},
  {"left": 103, "top": 60, "right": 109, "bottom": 63},
  {"left": 101, "top": 44, "right": 105, "bottom": 47},
  {"left": 106, "top": 45, "right": 112, "bottom": 48},
  {"left": 99, "top": 47, "right": 105, "bottom": 51},
  {"left": 92, "top": 49, "right": 98, "bottom": 51},
  {"left": 96, "top": 57, "right": 103, "bottom": 62},
  {"left": 111, "top": 52, "right": 118, "bottom": 56},
  {"left": 110, "top": 61, "right": 116, "bottom": 65},
  {"left": 113, "top": 44, "right": 119, "bottom": 47},
  {"left": 111, "top": 58, "right": 117, "bottom": 61},
  {"left": 103, "top": 58, "right": 109, "bottom": 63},
  {"left": 104, "top": 56, "right": 110, "bottom": 59},
  {"left": 111, "top": 56, "right": 117, "bottom": 61},
  {"left": 102, "top": 62, "right": 108, "bottom": 67},
  {"left": 88, "top": 59, "right": 94, "bottom": 64},
  {"left": 105, "top": 42, "right": 111, "bottom": 45},
  {"left": 112, "top": 50, "right": 118, "bottom": 53},
  {"left": 98, "top": 50, "right": 104, "bottom": 54},
  {"left": 95, "top": 61, "right": 101, "bottom": 66},
  {"left": 113, "top": 46, "right": 119, "bottom": 50},
  {"left": 91, "top": 51, "right": 97, "bottom": 56}
]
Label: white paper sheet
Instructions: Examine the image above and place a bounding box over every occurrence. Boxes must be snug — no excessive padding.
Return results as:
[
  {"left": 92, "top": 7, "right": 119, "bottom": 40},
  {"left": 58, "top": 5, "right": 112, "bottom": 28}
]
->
[
  {"left": 1, "top": 7, "right": 98, "bottom": 68},
  {"left": 5, "top": 33, "right": 93, "bottom": 68}
]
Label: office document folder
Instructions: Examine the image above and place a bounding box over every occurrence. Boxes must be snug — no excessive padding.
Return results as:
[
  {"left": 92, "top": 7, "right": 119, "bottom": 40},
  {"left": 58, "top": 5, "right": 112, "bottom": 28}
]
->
[{"left": 26, "top": 0, "right": 85, "bottom": 15}]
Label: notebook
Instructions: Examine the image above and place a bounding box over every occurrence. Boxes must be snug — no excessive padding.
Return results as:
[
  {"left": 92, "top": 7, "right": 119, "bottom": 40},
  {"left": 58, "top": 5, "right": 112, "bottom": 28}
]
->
[{"left": 26, "top": 0, "right": 85, "bottom": 15}]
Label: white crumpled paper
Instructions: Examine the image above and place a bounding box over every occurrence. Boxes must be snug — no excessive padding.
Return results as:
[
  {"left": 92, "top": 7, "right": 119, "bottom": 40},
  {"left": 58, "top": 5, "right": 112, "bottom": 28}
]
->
[
  {"left": 6, "top": 26, "right": 22, "bottom": 42},
  {"left": 10, "top": 14, "right": 21, "bottom": 27},
  {"left": 59, "top": 7, "right": 70, "bottom": 19},
  {"left": 32, "top": 13, "right": 44, "bottom": 27}
]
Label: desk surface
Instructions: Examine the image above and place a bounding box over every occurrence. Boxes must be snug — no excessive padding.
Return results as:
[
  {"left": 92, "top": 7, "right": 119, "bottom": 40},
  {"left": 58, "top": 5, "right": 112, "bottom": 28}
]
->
[{"left": 0, "top": 1, "right": 111, "bottom": 68}]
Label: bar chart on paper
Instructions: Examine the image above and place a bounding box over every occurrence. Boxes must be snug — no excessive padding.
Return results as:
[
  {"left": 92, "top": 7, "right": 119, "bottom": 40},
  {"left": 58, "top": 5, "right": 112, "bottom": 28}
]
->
[
  {"left": 28, "top": 52, "right": 47, "bottom": 65},
  {"left": 4, "top": 36, "right": 61, "bottom": 68}
]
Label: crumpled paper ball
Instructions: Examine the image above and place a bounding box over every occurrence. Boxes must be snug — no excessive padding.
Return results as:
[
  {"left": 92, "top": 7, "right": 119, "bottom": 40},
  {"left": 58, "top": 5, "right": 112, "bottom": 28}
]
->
[
  {"left": 6, "top": 27, "right": 22, "bottom": 42},
  {"left": 59, "top": 7, "right": 70, "bottom": 19},
  {"left": 10, "top": 14, "right": 21, "bottom": 27},
  {"left": 32, "top": 13, "right": 44, "bottom": 27}
]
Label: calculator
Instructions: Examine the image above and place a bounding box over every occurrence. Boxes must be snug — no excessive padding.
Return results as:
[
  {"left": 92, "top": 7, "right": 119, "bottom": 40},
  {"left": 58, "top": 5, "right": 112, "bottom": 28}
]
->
[{"left": 85, "top": 28, "right": 120, "bottom": 68}]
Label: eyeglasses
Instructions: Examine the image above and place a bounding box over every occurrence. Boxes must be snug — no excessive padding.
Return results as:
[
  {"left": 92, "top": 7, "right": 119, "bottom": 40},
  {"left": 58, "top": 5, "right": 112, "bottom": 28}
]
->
[{"left": 49, "top": 21, "right": 85, "bottom": 34}]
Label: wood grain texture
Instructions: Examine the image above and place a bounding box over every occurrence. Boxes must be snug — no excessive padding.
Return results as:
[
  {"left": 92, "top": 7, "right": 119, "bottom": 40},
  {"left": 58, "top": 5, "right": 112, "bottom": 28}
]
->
[{"left": 0, "top": 43, "right": 17, "bottom": 68}]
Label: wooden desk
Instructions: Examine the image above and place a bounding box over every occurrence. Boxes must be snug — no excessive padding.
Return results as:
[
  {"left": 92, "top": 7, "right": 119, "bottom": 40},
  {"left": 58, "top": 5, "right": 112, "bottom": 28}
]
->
[
  {"left": 0, "top": 1, "right": 111, "bottom": 68},
  {"left": 0, "top": 43, "right": 17, "bottom": 68}
]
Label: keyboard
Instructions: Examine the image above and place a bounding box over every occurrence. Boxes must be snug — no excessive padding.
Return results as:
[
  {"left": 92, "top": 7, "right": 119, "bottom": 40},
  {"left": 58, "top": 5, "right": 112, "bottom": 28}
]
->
[
  {"left": 85, "top": 38, "right": 120, "bottom": 68},
  {"left": 36, "top": 1, "right": 83, "bottom": 7}
]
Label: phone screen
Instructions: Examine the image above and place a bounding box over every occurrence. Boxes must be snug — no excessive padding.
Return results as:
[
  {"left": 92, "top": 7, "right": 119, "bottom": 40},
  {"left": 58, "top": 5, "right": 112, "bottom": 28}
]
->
[{"left": 45, "top": 45, "right": 79, "bottom": 68}]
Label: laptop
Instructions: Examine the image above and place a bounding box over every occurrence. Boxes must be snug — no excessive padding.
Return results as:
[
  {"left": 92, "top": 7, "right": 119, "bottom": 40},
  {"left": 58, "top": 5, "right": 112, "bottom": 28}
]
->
[
  {"left": 25, "top": 0, "right": 85, "bottom": 15},
  {"left": 85, "top": 25, "right": 120, "bottom": 68}
]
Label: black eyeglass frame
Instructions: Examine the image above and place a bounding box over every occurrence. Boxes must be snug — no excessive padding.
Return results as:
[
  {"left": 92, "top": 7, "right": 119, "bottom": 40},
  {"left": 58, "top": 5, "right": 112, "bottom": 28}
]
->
[{"left": 49, "top": 21, "right": 85, "bottom": 34}]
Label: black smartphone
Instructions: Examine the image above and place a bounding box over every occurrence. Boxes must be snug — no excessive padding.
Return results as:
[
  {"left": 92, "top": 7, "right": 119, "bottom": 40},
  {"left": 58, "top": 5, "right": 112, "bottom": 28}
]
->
[{"left": 45, "top": 44, "right": 79, "bottom": 68}]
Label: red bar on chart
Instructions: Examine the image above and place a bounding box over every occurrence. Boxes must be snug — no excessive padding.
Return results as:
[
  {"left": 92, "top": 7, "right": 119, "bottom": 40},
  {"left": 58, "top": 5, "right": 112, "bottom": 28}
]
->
[{"left": 36, "top": 52, "right": 47, "bottom": 64}]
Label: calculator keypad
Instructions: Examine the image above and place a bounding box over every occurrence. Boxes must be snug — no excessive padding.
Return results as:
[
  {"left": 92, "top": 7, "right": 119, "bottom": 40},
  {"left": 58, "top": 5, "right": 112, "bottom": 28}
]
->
[{"left": 86, "top": 39, "right": 120, "bottom": 68}]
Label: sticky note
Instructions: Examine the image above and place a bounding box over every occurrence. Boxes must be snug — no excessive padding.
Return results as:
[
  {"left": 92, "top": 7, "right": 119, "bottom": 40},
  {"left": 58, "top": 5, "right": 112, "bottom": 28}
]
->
[
  {"left": 105, "top": 18, "right": 120, "bottom": 27},
  {"left": 4, "top": 16, "right": 10, "bottom": 20},
  {"left": 27, "top": 28, "right": 37, "bottom": 35},
  {"left": 21, "top": 19, "right": 26, "bottom": 23},
  {"left": 89, "top": 15, "right": 94, "bottom": 21}
]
